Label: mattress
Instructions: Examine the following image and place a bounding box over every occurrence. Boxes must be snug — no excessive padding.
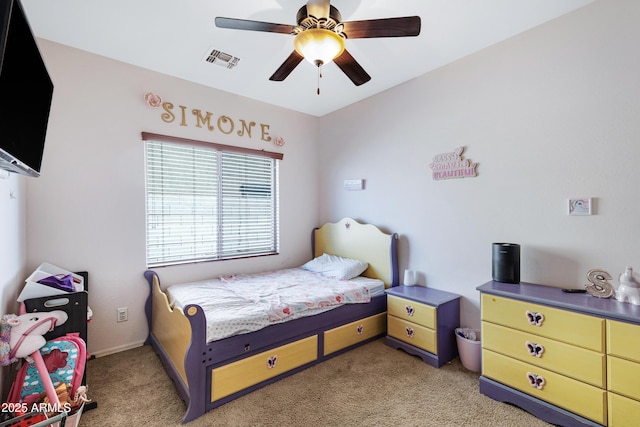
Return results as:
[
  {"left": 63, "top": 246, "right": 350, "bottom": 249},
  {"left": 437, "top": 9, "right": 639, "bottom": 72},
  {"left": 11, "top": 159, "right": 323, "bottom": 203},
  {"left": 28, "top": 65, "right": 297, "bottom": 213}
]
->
[{"left": 167, "top": 268, "right": 385, "bottom": 343}]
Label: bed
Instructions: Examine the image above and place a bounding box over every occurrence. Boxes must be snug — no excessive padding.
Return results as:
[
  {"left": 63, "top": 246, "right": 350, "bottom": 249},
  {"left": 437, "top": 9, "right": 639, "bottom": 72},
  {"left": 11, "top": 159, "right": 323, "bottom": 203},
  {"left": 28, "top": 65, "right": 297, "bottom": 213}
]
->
[{"left": 143, "top": 217, "right": 399, "bottom": 423}]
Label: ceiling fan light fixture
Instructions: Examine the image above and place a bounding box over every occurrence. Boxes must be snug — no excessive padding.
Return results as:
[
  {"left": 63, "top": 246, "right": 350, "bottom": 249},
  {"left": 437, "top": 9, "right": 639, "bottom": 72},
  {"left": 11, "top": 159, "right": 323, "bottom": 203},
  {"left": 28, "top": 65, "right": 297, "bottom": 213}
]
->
[{"left": 294, "top": 28, "right": 344, "bottom": 67}]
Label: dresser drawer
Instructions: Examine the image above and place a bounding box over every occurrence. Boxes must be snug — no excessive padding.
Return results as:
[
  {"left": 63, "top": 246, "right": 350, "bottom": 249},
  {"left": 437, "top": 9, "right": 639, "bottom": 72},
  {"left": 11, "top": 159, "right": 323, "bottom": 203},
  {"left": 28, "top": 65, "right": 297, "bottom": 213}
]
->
[
  {"left": 387, "top": 315, "right": 436, "bottom": 354},
  {"left": 608, "top": 392, "right": 640, "bottom": 427},
  {"left": 607, "top": 355, "right": 640, "bottom": 401},
  {"left": 482, "top": 349, "right": 606, "bottom": 425},
  {"left": 482, "top": 321, "right": 605, "bottom": 388},
  {"left": 481, "top": 294, "right": 605, "bottom": 352},
  {"left": 607, "top": 319, "right": 640, "bottom": 363},
  {"left": 211, "top": 336, "right": 317, "bottom": 401},
  {"left": 324, "top": 313, "right": 386, "bottom": 356},
  {"left": 387, "top": 295, "right": 436, "bottom": 329}
]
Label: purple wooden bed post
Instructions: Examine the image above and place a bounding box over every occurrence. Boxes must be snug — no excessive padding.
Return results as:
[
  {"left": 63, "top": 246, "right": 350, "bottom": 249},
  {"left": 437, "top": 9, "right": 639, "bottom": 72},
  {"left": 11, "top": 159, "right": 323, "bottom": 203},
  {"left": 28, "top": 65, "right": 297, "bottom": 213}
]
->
[
  {"left": 311, "top": 227, "right": 318, "bottom": 258},
  {"left": 390, "top": 233, "right": 399, "bottom": 287},
  {"left": 182, "top": 303, "right": 207, "bottom": 423},
  {"left": 143, "top": 270, "right": 156, "bottom": 346}
]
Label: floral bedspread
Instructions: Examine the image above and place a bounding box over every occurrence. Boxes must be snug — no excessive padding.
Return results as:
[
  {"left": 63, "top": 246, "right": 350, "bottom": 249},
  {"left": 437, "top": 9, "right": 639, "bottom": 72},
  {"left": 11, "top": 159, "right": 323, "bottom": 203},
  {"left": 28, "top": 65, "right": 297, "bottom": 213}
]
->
[{"left": 166, "top": 268, "right": 381, "bottom": 343}]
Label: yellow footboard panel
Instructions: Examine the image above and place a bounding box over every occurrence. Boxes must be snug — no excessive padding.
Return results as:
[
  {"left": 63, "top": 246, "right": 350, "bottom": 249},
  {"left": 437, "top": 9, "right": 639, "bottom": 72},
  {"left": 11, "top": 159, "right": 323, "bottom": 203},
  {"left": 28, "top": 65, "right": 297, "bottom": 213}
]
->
[{"left": 151, "top": 276, "right": 191, "bottom": 386}]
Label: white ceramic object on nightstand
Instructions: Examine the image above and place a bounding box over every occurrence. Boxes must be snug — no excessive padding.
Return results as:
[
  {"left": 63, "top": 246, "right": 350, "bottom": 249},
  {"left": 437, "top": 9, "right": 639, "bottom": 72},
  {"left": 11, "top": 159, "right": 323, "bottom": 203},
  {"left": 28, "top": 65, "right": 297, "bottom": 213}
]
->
[
  {"left": 403, "top": 270, "right": 417, "bottom": 286},
  {"left": 615, "top": 266, "right": 640, "bottom": 305}
]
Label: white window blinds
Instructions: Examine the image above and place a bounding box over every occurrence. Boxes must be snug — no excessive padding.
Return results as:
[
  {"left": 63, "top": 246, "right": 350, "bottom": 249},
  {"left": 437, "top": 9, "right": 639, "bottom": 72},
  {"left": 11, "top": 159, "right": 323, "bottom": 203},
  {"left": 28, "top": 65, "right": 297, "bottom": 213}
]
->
[{"left": 144, "top": 133, "right": 280, "bottom": 267}]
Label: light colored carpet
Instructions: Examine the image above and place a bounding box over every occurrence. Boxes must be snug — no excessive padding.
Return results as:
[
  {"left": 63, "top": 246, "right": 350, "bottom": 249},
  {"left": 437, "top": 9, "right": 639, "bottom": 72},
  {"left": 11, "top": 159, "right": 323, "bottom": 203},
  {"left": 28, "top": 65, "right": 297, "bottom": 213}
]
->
[{"left": 79, "top": 339, "right": 551, "bottom": 426}]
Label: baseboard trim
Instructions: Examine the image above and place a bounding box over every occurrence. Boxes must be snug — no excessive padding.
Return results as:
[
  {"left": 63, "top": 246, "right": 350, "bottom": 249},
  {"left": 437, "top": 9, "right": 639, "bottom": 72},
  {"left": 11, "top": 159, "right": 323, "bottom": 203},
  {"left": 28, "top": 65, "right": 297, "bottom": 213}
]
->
[{"left": 91, "top": 340, "right": 146, "bottom": 358}]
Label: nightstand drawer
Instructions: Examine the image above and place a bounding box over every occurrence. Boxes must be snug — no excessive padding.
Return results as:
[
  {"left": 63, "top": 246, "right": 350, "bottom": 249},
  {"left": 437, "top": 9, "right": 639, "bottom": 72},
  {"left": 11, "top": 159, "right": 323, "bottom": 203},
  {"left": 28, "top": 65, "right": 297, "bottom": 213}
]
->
[
  {"left": 387, "top": 315, "right": 436, "bottom": 354},
  {"left": 608, "top": 392, "right": 640, "bottom": 427},
  {"left": 607, "top": 355, "right": 640, "bottom": 401},
  {"left": 607, "top": 319, "right": 640, "bottom": 363},
  {"left": 387, "top": 295, "right": 436, "bottom": 329},
  {"left": 482, "top": 349, "right": 606, "bottom": 425},
  {"left": 482, "top": 322, "right": 605, "bottom": 388},
  {"left": 481, "top": 294, "right": 605, "bottom": 352}
]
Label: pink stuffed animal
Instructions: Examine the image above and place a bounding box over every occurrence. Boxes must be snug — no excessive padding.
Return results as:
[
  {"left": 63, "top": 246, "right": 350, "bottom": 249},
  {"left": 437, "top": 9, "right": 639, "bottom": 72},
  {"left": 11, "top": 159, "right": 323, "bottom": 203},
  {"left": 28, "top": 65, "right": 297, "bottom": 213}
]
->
[{"left": 1, "top": 311, "right": 68, "bottom": 363}]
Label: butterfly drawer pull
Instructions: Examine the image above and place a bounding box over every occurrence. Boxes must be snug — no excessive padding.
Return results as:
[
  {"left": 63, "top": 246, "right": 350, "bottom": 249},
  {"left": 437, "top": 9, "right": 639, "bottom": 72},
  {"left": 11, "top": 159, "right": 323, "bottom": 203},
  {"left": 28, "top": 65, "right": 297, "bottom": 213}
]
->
[
  {"left": 525, "top": 310, "right": 545, "bottom": 327},
  {"left": 356, "top": 325, "right": 364, "bottom": 335},
  {"left": 266, "top": 355, "right": 278, "bottom": 369},
  {"left": 526, "top": 372, "right": 546, "bottom": 390},
  {"left": 405, "top": 305, "right": 415, "bottom": 316},
  {"left": 405, "top": 327, "right": 415, "bottom": 338},
  {"left": 526, "top": 341, "right": 545, "bottom": 358}
]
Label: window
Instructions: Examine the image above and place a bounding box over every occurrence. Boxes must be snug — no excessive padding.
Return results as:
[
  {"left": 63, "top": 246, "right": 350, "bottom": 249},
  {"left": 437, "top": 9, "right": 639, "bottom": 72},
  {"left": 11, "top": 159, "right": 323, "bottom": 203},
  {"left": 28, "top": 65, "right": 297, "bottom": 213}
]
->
[{"left": 142, "top": 132, "right": 281, "bottom": 267}]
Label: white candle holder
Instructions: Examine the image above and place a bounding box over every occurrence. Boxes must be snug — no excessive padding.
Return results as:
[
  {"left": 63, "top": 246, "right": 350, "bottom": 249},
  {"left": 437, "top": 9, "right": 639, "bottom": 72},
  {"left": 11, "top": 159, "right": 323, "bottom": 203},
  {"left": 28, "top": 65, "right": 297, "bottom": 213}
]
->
[{"left": 404, "top": 270, "right": 417, "bottom": 286}]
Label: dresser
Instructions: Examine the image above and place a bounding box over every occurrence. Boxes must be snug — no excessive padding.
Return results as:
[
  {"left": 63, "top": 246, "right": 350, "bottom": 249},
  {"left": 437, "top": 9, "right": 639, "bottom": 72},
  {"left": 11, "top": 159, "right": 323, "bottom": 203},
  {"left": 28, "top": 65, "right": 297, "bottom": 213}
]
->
[
  {"left": 385, "top": 286, "right": 460, "bottom": 368},
  {"left": 478, "top": 281, "right": 640, "bottom": 427}
]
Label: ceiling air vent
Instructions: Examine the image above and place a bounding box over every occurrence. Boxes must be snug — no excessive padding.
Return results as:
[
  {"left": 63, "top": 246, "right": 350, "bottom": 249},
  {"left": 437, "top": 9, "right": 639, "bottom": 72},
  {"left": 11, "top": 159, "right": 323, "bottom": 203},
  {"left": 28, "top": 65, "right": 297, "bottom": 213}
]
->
[{"left": 204, "top": 49, "right": 240, "bottom": 69}]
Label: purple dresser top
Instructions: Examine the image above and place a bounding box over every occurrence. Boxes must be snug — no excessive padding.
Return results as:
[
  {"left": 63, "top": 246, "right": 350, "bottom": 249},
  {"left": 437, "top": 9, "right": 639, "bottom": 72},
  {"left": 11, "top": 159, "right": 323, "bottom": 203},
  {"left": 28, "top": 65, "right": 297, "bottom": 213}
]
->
[{"left": 478, "top": 280, "right": 640, "bottom": 324}]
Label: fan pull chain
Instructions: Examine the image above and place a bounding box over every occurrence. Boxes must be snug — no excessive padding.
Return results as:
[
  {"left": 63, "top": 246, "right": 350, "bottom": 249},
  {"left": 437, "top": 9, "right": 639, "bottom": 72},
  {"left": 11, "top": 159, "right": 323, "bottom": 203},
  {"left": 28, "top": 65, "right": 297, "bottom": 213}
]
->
[{"left": 317, "top": 65, "right": 322, "bottom": 95}]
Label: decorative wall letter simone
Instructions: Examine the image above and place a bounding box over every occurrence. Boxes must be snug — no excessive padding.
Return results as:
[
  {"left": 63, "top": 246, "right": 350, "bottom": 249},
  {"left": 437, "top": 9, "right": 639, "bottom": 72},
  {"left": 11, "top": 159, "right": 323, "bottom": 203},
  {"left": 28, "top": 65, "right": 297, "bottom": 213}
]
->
[
  {"left": 429, "top": 147, "right": 478, "bottom": 181},
  {"left": 143, "top": 93, "right": 284, "bottom": 146}
]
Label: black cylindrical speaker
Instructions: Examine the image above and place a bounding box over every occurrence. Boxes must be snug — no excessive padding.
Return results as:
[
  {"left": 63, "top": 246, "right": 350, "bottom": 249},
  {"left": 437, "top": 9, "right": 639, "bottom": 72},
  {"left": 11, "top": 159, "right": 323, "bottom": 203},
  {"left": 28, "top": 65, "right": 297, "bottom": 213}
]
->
[{"left": 492, "top": 243, "right": 520, "bottom": 284}]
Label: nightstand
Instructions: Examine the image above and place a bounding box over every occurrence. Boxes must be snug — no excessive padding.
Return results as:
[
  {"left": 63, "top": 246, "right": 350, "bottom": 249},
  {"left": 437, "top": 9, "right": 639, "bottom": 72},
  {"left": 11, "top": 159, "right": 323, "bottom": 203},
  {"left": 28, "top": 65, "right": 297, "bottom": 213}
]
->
[{"left": 385, "top": 285, "right": 460, "bottom": 368}]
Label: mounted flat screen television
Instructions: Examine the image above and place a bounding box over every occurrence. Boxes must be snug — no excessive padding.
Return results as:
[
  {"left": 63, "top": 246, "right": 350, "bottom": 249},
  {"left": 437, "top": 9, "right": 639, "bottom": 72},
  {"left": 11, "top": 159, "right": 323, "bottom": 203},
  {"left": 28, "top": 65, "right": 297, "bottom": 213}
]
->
[{"left": 0, "top": 0, "right": 53, "bottom": 177}]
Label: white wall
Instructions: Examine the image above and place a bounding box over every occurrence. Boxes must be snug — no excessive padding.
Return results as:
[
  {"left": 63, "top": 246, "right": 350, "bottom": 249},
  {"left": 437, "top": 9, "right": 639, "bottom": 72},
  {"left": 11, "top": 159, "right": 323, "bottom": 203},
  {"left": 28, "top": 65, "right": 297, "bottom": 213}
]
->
[
  {"left": 25, "top": 41, "right": 320, "bottom": 356},
  {"left": 0, "top": 173, "right": 27, "bottom": 399},
  {"left": 317, "top": 0, "right": 640, "bottom": 329}
]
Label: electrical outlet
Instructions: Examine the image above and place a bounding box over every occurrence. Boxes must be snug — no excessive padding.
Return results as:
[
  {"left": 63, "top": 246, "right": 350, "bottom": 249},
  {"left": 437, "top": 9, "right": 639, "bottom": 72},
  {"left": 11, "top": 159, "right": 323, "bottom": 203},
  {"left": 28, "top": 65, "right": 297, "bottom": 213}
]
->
[{"left": 117, "top": 307, "right": 128, "bottom": 322}]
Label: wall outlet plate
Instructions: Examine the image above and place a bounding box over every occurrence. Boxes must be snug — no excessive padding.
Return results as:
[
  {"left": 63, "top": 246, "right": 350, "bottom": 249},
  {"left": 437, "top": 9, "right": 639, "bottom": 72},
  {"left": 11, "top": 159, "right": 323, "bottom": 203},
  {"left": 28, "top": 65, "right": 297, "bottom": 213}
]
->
[{"left": 117, "top": 307, "right": 128, "bottom": 322}]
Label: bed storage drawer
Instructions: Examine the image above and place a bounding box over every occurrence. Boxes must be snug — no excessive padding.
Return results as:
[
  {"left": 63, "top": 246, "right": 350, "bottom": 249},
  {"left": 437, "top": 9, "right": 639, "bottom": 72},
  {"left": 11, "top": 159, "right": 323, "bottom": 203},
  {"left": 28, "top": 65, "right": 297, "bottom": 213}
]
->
[
  {"left": 323, "top": 313, "right": 386, "bottom": 356},
  {"left": 387, "top": 315, "right": 436, "bottom": 354},
  {"left": 481, "top": 294, "right": 605, "bottom": 352},
  {"left": 482, "top": 349, "right": 606, "bottom": 425},
  {"left": 211, "top": 336, "right": 318, "bottom": 401},
  {"left": 387, "top": 295, "right": 435, "bottom": 329}
]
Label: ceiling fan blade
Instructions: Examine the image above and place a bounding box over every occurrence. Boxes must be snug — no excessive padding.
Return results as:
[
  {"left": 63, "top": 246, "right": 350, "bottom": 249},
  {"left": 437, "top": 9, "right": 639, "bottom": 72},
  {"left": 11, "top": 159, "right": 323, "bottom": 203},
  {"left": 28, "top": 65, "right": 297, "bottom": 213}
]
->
[
  {"left": 341, "top": 16, "right": 421, "bottom": 39},
  {"left": 306, "top": 0, "right": 330, "bottom": 20},
  {"left": 333, "top": 49, "right": 371, "bottom": 86},
  {"left": 215, "top": 17, "right": 294, "bottom": 35},
  {"left": 269, "top": 51, "right": 305, "bottom": 81}
]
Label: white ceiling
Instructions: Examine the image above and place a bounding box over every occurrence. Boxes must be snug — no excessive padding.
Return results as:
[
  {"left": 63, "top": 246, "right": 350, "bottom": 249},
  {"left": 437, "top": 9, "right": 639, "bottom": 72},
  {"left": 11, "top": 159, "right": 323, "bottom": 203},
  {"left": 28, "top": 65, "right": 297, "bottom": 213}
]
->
[{"left": 22, "top": 0, "right": 594, "bottom": 117}]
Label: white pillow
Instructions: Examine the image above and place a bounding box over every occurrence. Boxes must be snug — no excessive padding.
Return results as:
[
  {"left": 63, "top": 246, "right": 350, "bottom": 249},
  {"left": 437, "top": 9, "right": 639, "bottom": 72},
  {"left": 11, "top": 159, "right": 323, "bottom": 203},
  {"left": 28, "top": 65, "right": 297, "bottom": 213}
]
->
[{"left": 302, "top": 253, "right": 368, "bottom": 280}]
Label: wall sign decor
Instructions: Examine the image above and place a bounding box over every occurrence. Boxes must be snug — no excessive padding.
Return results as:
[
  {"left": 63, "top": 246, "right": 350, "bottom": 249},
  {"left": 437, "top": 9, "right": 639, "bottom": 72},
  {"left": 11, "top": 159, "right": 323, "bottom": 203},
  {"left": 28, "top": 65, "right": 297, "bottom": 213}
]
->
[
  {"left": 568, "top": 198, "right": 592, "bottom": 215},
  {"left": 144, "top": 93, "right": 277, "bottom": 144},
  {"left": 429, "top": 147, "right": 478, "bottom": 180}
]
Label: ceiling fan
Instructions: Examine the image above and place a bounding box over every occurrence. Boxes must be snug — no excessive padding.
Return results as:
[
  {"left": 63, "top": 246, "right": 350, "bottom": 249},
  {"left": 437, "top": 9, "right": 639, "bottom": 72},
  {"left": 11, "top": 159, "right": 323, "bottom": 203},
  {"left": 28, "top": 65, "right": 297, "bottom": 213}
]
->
[{"left": 214, "top": 0, "right": 421, "bottom": 89}]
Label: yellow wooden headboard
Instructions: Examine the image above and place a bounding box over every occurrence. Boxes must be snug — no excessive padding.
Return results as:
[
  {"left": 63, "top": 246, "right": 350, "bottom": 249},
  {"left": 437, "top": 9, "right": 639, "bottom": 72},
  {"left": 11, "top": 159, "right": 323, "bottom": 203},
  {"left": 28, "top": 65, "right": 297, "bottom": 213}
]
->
[{"left": 313, "top": 217, "right": 399, "bottom": 288}]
